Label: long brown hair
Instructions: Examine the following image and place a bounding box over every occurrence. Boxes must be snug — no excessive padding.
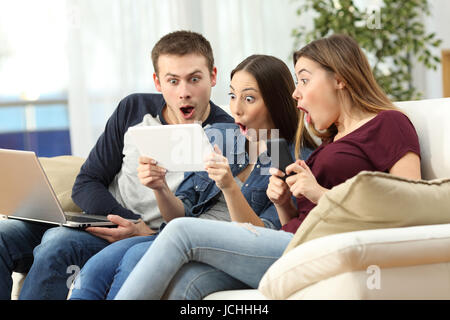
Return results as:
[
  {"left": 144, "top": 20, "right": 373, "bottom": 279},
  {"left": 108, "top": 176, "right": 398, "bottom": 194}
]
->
[
  {"left": 293, "top": 34, "right": 399, "bottom": 156},
  {"left": 231, "top": 54, "right": 317, "bottom": 155}
]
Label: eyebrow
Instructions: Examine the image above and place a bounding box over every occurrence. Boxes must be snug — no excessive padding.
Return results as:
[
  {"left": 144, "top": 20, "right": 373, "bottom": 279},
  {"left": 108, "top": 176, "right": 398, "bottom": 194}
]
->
[
  {"left": 165, "top": 70, "right": 203, "bottom": 78},
  {"left": 229, "top": 85, "right": 258, "bottom": 92},
  {"left": 297, "top": 68, "right": 312, "bottom": 76}
]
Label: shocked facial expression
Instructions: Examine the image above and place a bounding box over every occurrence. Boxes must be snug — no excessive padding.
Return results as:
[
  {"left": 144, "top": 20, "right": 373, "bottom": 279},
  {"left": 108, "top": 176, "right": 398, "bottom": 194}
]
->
[
  {"left": 154, "top": 53, "right": 217, "bottom": 124},
  {"left": 292, "top": 57, "right": 343, "bottom": 131},
  {"left": 229, "top": 70, "right": 274, "bottom": 141}
]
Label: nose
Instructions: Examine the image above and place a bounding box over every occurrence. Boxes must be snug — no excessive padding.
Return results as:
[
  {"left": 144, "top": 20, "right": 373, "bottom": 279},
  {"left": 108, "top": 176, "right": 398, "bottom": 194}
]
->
[
  {"left": 230, "top": 98, "right": 243, "bottom": 117},
  {"left": 292, "top": 84, "right": 302, "bottom": 102},
  {"left": 178, "top": 81, "right": 191, "bottom": 100}
]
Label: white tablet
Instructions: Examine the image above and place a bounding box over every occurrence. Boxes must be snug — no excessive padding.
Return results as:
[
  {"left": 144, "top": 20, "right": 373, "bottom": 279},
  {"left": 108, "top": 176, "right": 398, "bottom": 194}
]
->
[{"left": 128, "top": 124, "right": 214, "bottom": 172}]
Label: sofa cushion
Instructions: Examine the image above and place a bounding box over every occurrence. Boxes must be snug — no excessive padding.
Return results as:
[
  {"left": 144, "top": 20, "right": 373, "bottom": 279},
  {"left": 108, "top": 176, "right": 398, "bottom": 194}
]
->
[
  {"left": 286, "top": 262, "right": 450, "bottom": 300},
  {"left": 283, "top": 171, "right": 450, "bottom": 253},
  {"left": 204, "top": 289, "right": 268, "bottom": 300},
  {"left": 395, "top": 98, "right": 450, "bottom": 180},
  {"left": 259, "top": 223, "right": 450, "bottom": 299},
  {"left": 38, "top": 156, "right": 85, "bottom": 213}
]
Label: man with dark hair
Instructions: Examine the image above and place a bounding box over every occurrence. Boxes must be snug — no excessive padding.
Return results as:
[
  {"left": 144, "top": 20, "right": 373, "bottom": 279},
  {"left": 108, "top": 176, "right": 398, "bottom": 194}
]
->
[
  {"left": 0, "top": 30, "right": 233, "bottom": 300},
  {"left": 151, "top": 30, "right": 215, "bottom": 76}
]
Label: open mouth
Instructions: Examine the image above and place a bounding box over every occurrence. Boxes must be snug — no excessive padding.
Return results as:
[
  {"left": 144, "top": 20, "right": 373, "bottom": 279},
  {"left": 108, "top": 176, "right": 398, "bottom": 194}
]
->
[
  {"left": 236, "top": 122, "right": 248, "bottom": 135},
  {"left": 180, "top": 106, "right": 195, "bottom": 119},
  {"left": 298, "top": 106, "right": 311, "bottom": 124}
]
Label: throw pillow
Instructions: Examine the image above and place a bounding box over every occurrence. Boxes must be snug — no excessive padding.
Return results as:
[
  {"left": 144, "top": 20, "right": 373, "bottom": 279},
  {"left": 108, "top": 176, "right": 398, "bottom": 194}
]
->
[
  {"left": 283, "top": 171, "right": 450, "bottom": 254},
  {"left": 38, "top": 156, "right": 85, "bottom": 213}
]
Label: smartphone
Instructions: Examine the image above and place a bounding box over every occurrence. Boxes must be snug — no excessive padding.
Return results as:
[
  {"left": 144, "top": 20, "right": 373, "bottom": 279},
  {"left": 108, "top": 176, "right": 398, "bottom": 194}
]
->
[{"left": 266, "top": 138, "right": 295, "bottom": 180}]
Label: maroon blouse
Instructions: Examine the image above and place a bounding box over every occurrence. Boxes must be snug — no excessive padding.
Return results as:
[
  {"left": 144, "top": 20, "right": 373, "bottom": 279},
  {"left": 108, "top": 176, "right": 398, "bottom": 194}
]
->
[{"left": 282, "top": 110, "right": 421, "bottom": 234}]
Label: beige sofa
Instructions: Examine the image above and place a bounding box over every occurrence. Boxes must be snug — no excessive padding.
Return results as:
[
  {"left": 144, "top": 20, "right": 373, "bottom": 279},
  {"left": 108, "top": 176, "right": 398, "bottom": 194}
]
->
[{"left": 8, "top": 97, "right": 450, "bottom": 300}]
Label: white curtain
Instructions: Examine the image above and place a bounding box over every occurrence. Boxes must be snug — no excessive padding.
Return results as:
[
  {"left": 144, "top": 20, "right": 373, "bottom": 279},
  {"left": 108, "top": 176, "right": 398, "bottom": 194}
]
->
[{"left": 66, "top": 0, "right": 305, "bottom": 157}]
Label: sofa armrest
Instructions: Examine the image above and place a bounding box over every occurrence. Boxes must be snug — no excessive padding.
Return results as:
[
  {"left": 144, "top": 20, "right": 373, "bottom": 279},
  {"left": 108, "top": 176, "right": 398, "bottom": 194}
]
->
[{"left": 258, "top": 223, "right": 450, "bottom": 300}]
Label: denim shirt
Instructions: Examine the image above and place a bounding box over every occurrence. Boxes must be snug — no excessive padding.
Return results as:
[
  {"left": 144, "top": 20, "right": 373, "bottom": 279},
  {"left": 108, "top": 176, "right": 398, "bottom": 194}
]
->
[{"left": 175, "top": 123, "right": 314, "bottom": 230}]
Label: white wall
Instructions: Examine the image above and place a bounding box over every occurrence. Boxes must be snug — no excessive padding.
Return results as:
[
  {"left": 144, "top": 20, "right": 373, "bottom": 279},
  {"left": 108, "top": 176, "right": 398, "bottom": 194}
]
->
[
  {"left": 423, "top": 0, "right": 450, "bottom": 99},
  {"left": 66, "top": 0, "right": 310, "bottom": 157}
]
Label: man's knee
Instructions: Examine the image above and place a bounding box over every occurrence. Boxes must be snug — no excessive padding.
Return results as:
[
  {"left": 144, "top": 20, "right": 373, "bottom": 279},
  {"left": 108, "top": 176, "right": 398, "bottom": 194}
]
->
[
  {"left": 36, "top": 227, "right": 75, "bottom": 255},
  {"left": 34, "top": 227, "right": 106, "bottom": 263},
  {"left": 119, "top": 241, "right": 153, "bottom": 272},
  {"left": 0, "top": 219, "right": 47, "bottom": 272}
]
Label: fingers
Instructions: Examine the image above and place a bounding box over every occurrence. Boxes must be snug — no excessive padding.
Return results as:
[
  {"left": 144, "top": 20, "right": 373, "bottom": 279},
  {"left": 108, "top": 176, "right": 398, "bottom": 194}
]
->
[
  {"left": 285, "top": 163, "right": 302, "bottom": 176},
  {"left": 213, "top": 144, "right": 223, "bottom": 156},
  {"left": 204, "top": 146, "right": 228, "bottom": 170},
  {"left": 138, "top": 156, "right": 156, "bottom": 165},
  {"left": 269, "top": 167, "right": 285, "bottom": 178},
  {"left": 137, "top": 157, "right": 166, "bottom": 183},
  {"left": 287, "top": 180, "right": 308, "bottom": 199},
  {"left": 205, "top": 166, "right": 227, "bottom": 175},
  {"left": 297, "top": 160, "right": 312, "bottom": 174},
  {"left": 85, "top": 215, "right": 135, "bottom": 243},
  {"left": 285, "top": 160, "right": 312, "bottom": 176},
  {"left": 205, "top": 167, "right": 231, "bottom": 186},
  {"left": 204, "top": 152, "right": 226, "bottom": 163},
  {"left": 137, "top": 165, "right": 166, "bottom": 179},
  {"left": 267, "top": 175, "right": 291, "bottom": 203},
  {"left": 138, "top": 156, "right": 166, "bottom": 174},
  {"left": 107, "top": 214, "right": 132, "bottom": 227},
  {"left": 267, "top": 184, "right": 286, "bottom": 199},
  {"left": 85, "top": 226, "right": 116, "bottom": 242}
]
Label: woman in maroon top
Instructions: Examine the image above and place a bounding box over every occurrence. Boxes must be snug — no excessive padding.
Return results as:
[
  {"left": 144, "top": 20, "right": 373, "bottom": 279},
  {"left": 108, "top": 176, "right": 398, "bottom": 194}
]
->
[
  {"left": 114, "top": 34, "right": 422, "bottom": 300},
  {"left": 268, "top": 35, "right": 421, "bottom": 233}
]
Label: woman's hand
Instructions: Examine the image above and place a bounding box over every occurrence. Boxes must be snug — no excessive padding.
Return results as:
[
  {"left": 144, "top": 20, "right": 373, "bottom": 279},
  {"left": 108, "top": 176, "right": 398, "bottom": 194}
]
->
[
  {"left": 204, "top": 145, "right": 235, "bottom": 191},
  {"left": 137, "top": 156, "right": 167, "bottom": 191},
  {"left": 266, "top": 167, "right": 292, "bottom": 207},
  {"left": 285, "top": 160, "right": 328, "bottom": 204}
]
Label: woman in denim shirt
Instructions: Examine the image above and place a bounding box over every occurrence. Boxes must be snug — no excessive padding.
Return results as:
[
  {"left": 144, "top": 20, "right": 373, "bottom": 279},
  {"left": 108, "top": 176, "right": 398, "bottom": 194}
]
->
[
  {"left": 175, "top": 122, "right": 302, "bottom": 230},
  {"left": 70, "top": 54, "right": 315, "bottom": 300}
]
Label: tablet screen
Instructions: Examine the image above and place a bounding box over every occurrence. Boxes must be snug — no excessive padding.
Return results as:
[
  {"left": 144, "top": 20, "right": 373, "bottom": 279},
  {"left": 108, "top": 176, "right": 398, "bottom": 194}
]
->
[{"left": 128, "top": 124, "right": 214, "bottom": 172}]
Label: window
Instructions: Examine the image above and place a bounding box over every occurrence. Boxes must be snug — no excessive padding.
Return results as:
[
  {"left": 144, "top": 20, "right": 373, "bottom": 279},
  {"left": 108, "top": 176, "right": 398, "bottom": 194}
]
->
[{"left": 0, "top": 1, "right": 71, "bottom": 157}]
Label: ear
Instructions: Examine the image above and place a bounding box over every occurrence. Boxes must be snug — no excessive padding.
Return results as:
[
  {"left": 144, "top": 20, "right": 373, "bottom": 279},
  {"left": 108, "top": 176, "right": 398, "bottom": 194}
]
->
[
  {"left": 210, "top": 67, "right": 218, "bottom": 87},
  {"left": 153, "top": 73, "right": 162, "bottom": 92},
  {"left": 334, "top": 74, "right": 346, "bottom": 90}
]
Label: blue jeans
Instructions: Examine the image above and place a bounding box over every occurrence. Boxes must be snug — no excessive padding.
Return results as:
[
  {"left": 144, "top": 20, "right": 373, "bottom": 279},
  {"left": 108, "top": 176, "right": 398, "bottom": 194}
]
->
[
  {"left": 69, "top": 235, "right": 157, "bottom": 300},
  {"left": 0, "top": 219, "right": 50, "bottom": 300},
  {"left": 162, "top": 262, "right": 250, "bottom": 300},
  {"left": 115, "top": 218, "right": 293, "bottom": 300},
  {"left": 0, "top": 219, "right": 109, "bottom": 300},
  {"left": 70, "top": 231, "right": 251, "bottom": 300}
]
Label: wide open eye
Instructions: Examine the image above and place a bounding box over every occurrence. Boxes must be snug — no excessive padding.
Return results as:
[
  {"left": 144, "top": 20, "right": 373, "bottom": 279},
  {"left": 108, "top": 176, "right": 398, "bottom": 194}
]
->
[{"left": 245, "top": 96, "right": 255, "bottom": 103}]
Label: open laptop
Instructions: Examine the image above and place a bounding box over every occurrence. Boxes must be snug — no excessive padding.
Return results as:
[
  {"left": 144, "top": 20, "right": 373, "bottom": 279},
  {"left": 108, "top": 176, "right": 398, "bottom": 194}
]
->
[
  {"left": 128, "top": 123, "right": 214, "bottom": 172},
  {"left": 0, "top": 148, "right": 121, "bottom": 228}
]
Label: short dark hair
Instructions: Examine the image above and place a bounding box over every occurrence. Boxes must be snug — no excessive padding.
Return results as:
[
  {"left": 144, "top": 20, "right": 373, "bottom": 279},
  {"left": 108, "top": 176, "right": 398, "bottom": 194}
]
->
[{"left": 151, "top": 30, "right": 214, "bottom": 76}]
